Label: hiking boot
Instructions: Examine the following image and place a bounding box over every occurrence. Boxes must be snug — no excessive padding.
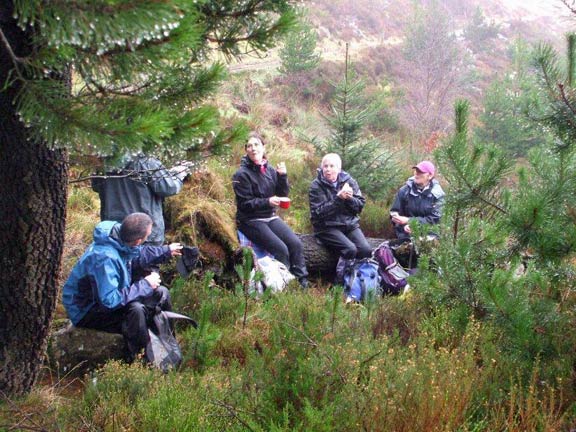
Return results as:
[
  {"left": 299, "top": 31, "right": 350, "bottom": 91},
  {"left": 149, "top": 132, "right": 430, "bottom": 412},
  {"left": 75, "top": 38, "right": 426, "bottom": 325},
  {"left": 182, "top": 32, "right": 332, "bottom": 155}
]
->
[{"left": 298, "top": 278, "right": 309, "bottom": 289}]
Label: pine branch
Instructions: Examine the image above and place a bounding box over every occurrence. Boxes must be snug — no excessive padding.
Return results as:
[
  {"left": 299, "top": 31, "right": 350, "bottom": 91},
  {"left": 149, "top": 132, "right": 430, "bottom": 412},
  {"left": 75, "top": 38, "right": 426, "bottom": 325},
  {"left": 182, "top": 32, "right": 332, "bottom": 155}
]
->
[
  {"left": 561, "top": 0, "right": 576, "bottom": 15},
  {"left": 557, "top": 83, "right": 576, "bottom": 122}
]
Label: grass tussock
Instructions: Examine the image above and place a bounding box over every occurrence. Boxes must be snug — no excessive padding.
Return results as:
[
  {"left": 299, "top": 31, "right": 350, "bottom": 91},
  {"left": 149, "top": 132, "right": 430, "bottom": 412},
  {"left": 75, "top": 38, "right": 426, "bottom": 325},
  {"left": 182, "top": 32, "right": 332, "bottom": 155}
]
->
[{"left": 166, "top": 169, "right": 239, "bottom": 258}]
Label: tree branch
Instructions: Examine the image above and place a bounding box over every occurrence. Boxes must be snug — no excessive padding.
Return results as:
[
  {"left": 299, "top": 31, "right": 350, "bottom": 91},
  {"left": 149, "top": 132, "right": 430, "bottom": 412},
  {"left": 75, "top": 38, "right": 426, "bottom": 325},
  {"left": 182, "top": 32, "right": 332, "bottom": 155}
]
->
[{"left": 0, "top": 28, "right": 27, "bottom": 82}]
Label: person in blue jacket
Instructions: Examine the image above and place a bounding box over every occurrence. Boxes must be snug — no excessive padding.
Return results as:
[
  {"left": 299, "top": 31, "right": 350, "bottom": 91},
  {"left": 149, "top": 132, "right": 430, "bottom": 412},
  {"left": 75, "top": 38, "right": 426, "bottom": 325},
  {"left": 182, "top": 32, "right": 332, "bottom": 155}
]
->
[
  {"left": 232, "top": 131, "right": 308, "bottom": 288},
  {"left": 92, "top": 154, "right": 188, "bottom": 246},
  {"left": 62, "top": 212, "right": 183, "bottom": 362},
  {"left": 390, "top": 160, "right": 445, "bottom": 240},
  {"left": 309, "top": 153, "right": 372, "bottom": 260}
]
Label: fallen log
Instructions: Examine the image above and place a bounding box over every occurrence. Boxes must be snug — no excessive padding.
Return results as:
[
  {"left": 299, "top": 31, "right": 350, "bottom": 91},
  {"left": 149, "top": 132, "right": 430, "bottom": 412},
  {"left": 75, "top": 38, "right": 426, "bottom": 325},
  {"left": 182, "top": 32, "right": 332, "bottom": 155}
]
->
[{"left": 298, "top": 234, "right": 401, "bottom": 280}]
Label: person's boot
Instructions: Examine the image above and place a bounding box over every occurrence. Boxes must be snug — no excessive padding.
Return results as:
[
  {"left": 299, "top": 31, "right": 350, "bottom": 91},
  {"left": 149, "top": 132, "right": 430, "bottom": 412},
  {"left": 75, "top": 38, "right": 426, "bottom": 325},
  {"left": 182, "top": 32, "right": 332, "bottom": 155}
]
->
[{"left": 298, "top": 277, "right": 309, "bottom": 289}]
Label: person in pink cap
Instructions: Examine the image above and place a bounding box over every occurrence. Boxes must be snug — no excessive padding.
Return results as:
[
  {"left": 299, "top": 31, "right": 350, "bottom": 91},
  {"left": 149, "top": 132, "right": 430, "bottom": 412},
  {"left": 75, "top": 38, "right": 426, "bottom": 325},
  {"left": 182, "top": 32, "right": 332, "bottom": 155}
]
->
[{"left": 389, "top": 160, "right": 445, "bottom": 240}]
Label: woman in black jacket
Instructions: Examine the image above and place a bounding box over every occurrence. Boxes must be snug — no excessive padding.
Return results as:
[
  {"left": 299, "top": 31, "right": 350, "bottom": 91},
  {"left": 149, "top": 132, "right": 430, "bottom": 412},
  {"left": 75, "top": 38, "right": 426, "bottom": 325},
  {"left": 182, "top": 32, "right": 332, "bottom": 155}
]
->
[
  {"left": 390, "top": 160, "right": 445, "bottom": 240},
  {"left": 309, "top": 153, "right": 372, "bottom": 261},
  {"left": 232, "top": 132, "right": 308, "bottom": 288}
]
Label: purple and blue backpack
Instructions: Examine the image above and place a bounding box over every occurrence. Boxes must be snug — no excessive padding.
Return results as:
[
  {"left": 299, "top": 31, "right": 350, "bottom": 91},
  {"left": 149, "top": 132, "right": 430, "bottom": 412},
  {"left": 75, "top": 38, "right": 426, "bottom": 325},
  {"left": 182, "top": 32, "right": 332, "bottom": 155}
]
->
[{"left": 373, "top": 241, "right": 411, "bottom": 295}]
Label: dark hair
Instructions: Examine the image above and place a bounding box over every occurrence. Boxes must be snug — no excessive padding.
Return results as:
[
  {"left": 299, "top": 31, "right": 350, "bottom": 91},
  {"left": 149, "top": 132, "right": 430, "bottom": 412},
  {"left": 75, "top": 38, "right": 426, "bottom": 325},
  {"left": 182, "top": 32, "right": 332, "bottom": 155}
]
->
[
  {"left": 245, "top": 131, "right": 265, "bottom": 148},
  {"left": 119, "top": 212, "right": 153, "bottom": 244}
]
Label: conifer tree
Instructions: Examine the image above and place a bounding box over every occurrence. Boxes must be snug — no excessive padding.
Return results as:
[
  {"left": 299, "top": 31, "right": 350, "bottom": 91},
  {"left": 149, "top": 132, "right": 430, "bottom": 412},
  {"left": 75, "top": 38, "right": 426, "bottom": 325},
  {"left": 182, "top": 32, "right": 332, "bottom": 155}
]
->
[
  {"left": 421, "top": 16, "right": 576, "bottom": 383},
  {"left": 278, "top": 11, "right": 320, "bottom": 75},
  {"left": 0, "top": 0, "right": 298, "bottom": 396},
  {"left": 509, "top": 33, "right": 576, "bottom": 260},
  {"left": 436, "top": 100, "right": 512, "bottom": 242},
  {"left": 312, "top": 44, "right": 400, "bottom": 200},
  {"left": 475, "top": 39, "right": 551, "bottom": 158},
  {"left": 427, "top": 98, "right": 571, "bottom": 362}
]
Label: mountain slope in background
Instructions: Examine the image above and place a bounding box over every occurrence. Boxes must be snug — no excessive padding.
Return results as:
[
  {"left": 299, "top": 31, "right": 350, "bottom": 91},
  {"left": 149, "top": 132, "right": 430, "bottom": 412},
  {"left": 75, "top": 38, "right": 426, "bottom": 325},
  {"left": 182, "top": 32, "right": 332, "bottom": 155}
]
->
[{"left": 297, "top": 0, "right": 574, "bottom": 139}]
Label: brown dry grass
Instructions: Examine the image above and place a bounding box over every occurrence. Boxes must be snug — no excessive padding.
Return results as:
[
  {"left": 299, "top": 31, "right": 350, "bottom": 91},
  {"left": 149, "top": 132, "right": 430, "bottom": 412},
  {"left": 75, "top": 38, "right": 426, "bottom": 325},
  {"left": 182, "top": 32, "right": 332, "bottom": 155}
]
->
[{"left": 165, "top": 169, "right": 239, "bottom": 262}]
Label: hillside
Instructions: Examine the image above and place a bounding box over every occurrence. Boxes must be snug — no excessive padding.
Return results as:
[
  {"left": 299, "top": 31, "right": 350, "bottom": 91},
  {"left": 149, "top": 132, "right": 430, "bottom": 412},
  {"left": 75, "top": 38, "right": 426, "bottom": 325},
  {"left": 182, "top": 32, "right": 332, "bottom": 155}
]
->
[{"left": 226, "top": 0, "right": 575, "bottom": 147}]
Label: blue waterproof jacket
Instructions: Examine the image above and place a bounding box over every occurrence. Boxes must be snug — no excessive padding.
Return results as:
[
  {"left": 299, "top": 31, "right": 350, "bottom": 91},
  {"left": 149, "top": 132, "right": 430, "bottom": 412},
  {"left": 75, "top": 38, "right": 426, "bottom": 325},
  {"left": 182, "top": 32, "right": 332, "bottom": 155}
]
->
[
  {"left": 232, "top": 156, "right": 289, "bottom": 223},
  {"left": 62, "top": 221, "right": 172, "bottom": 325},
  {"left": 309, "top": 170, "right": 365, "bottom": 232},
  {"left": 390, "top": 178, "right": 445, "bottom": 239}
]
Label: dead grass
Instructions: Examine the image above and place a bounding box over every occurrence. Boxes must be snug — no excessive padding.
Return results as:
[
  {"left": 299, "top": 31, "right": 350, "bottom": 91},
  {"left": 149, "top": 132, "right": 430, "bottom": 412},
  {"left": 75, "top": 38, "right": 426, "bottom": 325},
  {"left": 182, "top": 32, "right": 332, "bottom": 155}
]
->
[{"left": 165, "top": 170, "right": 239, "bottom": 260}]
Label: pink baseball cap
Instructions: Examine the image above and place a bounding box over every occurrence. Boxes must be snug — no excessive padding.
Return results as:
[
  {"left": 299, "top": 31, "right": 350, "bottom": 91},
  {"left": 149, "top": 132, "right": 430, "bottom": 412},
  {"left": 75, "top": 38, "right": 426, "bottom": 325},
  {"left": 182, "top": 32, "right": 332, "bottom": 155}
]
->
[{"left": 413, "top": 160, "right": 435, "bottom": 176}]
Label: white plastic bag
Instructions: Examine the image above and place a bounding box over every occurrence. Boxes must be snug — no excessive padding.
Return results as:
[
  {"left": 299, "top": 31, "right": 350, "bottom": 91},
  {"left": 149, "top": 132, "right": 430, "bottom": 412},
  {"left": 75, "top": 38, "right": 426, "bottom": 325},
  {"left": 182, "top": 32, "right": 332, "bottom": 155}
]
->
[{"left": 256, "top": 256, "right": 295, "bottom": 293}]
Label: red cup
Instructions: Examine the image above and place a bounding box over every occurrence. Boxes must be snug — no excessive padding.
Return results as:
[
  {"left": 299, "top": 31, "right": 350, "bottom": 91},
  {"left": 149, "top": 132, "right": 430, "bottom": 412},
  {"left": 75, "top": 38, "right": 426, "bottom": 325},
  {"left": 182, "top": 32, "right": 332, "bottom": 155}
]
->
[{"left": 279, "top": 197, "right": 291, "bottom": 209}]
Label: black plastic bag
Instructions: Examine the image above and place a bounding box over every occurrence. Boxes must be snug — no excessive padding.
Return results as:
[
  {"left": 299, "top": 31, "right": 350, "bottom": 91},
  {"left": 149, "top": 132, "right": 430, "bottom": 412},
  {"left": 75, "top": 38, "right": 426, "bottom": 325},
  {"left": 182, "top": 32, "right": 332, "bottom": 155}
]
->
[{"left": 145, "top": 311, "right": 196, "bottom": 372}]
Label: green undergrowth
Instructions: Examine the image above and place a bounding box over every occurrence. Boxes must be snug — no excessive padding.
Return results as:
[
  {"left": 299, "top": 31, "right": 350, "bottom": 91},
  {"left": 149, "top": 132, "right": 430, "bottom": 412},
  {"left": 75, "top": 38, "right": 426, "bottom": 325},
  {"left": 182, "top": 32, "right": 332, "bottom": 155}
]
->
[{"left": 16, "top": 269, "right": 575, "bottom": 432}]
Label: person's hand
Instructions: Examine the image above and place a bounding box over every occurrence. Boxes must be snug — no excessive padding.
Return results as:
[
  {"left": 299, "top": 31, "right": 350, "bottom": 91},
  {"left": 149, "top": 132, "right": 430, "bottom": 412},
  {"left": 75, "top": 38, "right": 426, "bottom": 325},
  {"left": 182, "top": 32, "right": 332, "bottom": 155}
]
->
[
  {"left": 170, "top": 161, "right": 193, "bottom": 181},
  {"left": 269, "top": 196, "right": 281, "bottom": 207},
  {"left": 145, "top": 272, "right": 161, "bottom": 289},
  {"left": 391, "top": 214, "right": 410, "bottom": 225},
  {"left": 276, "top": 161, "right": 287, "bottom": 175},
  {"left": 337, "top": 183, "right": 353, "bottom": 200},
  {"left": 169, "top": 243, "right": 183, "bottom": 257},
  {"left": 404, "top": 225, "right": 412, "bottom": 234}
]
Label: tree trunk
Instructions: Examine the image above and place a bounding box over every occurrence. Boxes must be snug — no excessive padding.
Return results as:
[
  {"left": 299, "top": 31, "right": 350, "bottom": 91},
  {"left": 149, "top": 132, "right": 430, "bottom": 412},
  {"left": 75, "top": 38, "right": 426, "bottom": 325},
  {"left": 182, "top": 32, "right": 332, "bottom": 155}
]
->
[
  {"left": 299, "top": 234, "right": 388, "bottom": 279},
  {"left": 0, "top": 4, "right": 68, "bottom": 396}
]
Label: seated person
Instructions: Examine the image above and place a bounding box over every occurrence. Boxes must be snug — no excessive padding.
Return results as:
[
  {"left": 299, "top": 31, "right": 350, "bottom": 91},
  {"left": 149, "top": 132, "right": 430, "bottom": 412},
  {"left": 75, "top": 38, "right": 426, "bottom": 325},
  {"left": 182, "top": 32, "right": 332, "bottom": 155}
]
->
[
  {"left": 390, "top": 160, "right": 445, "bottom": 241},
  {"left": 237, "top": 229, "right": 271, "bottom": 259},
  {"left": 232, "top": 131, "right": 308, "bottom": 288},
  {"left": 62, "top": 212, "right": 183, "bottom": 362},
  {"left": 309, "top": 153, "right": 372, "bottom": 266}
]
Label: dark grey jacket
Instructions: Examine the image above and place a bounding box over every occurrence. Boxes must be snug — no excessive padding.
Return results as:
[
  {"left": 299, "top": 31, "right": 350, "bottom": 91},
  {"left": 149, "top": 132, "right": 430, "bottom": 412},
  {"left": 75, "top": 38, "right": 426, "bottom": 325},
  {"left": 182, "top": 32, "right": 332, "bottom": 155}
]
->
[
  {"left": 92, "top": 156, "right": 183, "bottom": 245},
  {"left": 232, "top": 156, "right": 289, "bottom": 223},
  {"left": 309, "top": 170, "right": 365, "bottom": 232},
  {"left": 390, "top": 177, "right": 445, "bottom": 239}
]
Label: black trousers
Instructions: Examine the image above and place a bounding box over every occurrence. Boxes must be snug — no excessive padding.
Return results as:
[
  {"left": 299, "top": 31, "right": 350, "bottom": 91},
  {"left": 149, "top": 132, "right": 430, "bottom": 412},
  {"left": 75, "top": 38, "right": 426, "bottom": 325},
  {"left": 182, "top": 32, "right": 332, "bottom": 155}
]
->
[
  {"left": 77, "top": 286, "right": 172, "bottom": 362},
  {"left": 315, "top": 227, "right": 372, "bottom": 260},
  {"left": 238, "top": 217, "right": 308, "bottom": 280}
]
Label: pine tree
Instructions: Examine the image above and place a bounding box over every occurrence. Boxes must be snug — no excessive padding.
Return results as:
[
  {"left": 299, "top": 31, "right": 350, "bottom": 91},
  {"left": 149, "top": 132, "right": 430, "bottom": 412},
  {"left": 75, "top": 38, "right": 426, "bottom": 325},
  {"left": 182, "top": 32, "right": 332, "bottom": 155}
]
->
[
  {"left": 475, "top": 39, "right": 551, "bottom": 158},
  {"left": 426, "top": 98, "right": 573, "bottom": 363},
  {"left": 0, "top": 0, "right": 297, "bottom": 396},
  {"left": 508, "top": 33, "right": 576, "bottom": 260},
  {"left": 312, "top": 44, "right": 400, "bottom": 200},
  {"left": 436, "top": 100, "right": 512, "bottom": 243},
  {"left": 278, "top": 11, "right": 320, "bottom": 75}
]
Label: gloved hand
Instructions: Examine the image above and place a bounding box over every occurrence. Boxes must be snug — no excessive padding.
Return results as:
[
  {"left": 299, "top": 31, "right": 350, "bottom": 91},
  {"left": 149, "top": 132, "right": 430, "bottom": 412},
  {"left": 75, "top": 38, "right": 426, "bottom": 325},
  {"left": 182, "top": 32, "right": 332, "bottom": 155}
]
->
[{"left": 170, "top": 164, "right": 190, "bottom": 181}]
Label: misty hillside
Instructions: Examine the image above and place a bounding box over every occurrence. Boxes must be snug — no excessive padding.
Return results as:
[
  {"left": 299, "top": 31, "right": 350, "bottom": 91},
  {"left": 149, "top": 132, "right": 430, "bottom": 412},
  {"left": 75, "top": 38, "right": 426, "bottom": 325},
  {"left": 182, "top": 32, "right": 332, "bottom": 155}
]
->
[{"left": 226, "top": 0, "right": 575, "bottom": 152}]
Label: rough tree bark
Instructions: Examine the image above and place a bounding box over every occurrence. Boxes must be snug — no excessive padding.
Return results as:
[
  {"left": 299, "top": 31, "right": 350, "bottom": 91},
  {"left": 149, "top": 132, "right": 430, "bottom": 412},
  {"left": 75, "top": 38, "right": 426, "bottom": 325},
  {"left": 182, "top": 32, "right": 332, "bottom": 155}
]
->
[
  {"left": 0, "top": 3, "right": 68, "bottom": 396},
  {"left": 299, "top": 234, "right": 389, "bottom": 279}
]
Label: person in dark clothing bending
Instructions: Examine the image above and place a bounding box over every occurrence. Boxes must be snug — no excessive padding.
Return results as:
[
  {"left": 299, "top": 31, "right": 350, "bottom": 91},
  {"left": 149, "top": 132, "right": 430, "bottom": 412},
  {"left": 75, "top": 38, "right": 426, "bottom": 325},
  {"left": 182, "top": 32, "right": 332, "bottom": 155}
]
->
[
  {"left": 92, "top": 154, "right": 188, "bottom": 246},
  {"left": 309, "top": 153, "right": 372, "bottom": 261},
  {"left": 232, "top": 131, "right": 308, "bottom": 288}
]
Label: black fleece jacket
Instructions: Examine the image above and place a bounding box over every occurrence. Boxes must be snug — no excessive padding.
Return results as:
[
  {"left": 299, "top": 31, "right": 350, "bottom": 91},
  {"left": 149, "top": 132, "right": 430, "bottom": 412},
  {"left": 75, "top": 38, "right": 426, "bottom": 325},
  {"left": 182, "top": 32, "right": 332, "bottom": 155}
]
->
[
  {"left": 232, "top": 156, "right": 289, "bottom": 223},
  {"left": 309, "top": 170, "right": 365, "bottom": 232}
]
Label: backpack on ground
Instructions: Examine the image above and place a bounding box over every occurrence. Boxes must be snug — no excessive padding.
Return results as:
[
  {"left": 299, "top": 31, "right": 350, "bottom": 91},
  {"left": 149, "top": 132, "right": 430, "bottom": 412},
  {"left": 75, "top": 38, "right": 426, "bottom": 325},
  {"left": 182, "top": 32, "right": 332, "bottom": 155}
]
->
[
  {"left": 343, "top": 258, "right": 382, "bottom": 303},
  {"left": 372, "top": 241, "right": 411, "bottom": 295}
]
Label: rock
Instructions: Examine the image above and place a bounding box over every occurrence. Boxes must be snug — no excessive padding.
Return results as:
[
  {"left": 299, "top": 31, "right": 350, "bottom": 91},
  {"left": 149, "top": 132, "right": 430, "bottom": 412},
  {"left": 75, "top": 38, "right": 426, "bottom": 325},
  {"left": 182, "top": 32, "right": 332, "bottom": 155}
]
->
[{"left": 47, "top": 322, "right": 125, "bottom": 376}]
